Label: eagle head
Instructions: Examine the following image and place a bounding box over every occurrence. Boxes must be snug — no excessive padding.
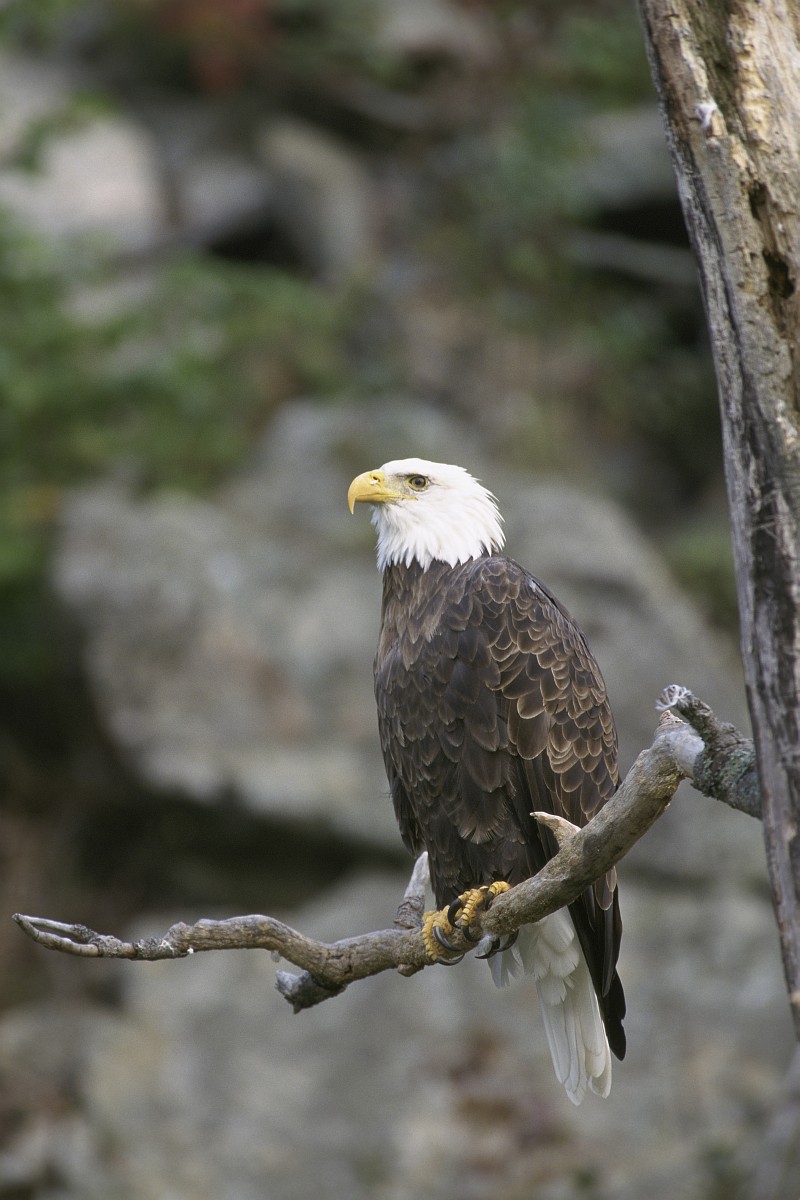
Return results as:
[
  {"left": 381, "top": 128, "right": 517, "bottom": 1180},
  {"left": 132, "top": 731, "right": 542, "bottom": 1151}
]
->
[{"left": 348, "top": 458, "right": 505, "bottom": 571}]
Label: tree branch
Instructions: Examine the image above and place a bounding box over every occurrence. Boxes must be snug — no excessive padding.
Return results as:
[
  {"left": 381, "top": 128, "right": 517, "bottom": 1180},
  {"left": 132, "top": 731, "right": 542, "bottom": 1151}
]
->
[
  {"left": 657, "top": 684, "right": 760, "bottom": 818},
  {"left": 13, "top": 691, "right": 754, "bottom": 1011}
]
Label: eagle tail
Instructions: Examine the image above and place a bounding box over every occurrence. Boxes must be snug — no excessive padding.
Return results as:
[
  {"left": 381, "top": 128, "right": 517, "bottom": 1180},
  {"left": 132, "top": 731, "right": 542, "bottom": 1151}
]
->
[{"left": 488, "top": 910, "right": 612, "bottom": 1105}]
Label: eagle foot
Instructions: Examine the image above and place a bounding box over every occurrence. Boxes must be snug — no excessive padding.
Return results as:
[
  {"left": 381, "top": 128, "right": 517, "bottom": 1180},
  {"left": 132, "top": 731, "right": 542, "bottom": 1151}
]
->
[
  {"left": 449, "top": 881, "right": 511, "bottom": 934},
  {"left": 422, "top": 910, "right": 465, "bottom": 964}
]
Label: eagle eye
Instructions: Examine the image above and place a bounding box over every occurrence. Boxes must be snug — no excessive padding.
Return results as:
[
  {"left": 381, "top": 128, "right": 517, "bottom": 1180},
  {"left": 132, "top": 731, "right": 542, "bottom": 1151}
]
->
[{"left": 407, "top": 474, "right": 429, "bottom": 491}]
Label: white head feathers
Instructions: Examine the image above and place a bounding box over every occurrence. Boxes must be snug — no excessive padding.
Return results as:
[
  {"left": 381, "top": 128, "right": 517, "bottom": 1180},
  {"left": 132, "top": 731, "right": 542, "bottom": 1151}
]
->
[{"left": 358, "top": 458, "right": 505, "bottom": 571}]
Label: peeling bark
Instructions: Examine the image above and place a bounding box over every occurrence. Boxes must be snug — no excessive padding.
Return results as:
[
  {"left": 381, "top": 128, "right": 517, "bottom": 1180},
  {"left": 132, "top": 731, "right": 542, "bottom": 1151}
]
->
[{"left": 637, "top": 0, "right": 800, "bottom": 1035}]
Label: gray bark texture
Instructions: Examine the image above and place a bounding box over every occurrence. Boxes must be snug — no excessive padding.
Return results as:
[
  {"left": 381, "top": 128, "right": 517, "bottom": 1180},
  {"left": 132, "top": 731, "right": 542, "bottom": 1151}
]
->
[{"left": 636, "top": 0, "right": 800, "bottom": 1036}]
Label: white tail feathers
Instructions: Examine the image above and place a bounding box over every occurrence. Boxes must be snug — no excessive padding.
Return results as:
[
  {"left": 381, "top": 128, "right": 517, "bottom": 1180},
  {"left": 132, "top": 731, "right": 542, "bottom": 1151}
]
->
[{"left": 488, "top": 910, "right": 612, "bottom": 1105}]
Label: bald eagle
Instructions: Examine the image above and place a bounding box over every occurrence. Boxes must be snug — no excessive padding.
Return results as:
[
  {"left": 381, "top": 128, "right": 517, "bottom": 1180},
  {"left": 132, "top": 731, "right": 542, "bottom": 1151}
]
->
[{"left": 348, "top": 458, "right": 625, "bottom": 1104}]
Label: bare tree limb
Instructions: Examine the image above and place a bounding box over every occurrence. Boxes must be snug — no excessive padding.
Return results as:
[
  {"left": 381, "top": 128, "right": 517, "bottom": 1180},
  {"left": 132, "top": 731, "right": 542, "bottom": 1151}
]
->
[
  {"left": 276, "top": 850, "right": 431, "bottom": 1008},
  {"left": 13, "top": 691, "right": 757, "bottom": 1012},
  {"left": 658, "top": 684, "right": 760, "bottom": 818}
]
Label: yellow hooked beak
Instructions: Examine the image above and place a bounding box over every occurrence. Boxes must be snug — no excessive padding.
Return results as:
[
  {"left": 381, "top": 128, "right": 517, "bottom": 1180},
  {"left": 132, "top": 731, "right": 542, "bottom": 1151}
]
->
[{"left": 348, "top": 469, "right": 408, "bottom": 513}]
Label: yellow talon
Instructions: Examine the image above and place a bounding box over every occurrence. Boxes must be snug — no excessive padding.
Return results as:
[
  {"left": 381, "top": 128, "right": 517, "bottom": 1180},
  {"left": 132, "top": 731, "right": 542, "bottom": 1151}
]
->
[
  {"left": 422, "top": 909, "right": 461, "bottom": 962},
  {"left": 422, "top": 882, "right": 511, "bottom": 964},
  {"left": 454, "top": 881, "right": 511, "bottom": 928}
]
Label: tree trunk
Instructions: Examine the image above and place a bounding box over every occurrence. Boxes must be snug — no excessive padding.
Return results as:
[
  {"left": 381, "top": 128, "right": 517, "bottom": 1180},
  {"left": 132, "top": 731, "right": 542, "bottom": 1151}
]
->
[{"left": 635, "top": 1, "right": 800, "bottom": 1033}]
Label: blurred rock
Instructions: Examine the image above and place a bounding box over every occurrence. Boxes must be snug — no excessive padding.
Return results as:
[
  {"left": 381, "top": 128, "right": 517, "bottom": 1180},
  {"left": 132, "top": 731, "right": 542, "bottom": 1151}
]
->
[
  {"left": 578, "top": 106, "right": 677, "bottom": 213},
  {"left": 371, "top": 0, "right": 499, "bottom": 67},
  {"left": 0, "top": 51, "right": 74, "bottom": 158},
  {"left": 133, "top": 96, "right": 276, "bottom": 247},
  {"left": 0, "top": 52, "right": 166, "bottom": 252},
  {"left": 54, "top": 399, "right": 758, "bottom": 883},
  {"left": 257, "top": 118, "right": 377, "bottom": 282},
  {"left": 0, "top": 872, "right": 792, "bottom": 1199},
  {"left": 52, "top": 401, "right": 483, "bottom": 847},
  {"left": 0, "top": 56, "right": 276, "bottom": 259},
  {"left": 178, "top": 151, "right": 271, "bottom": 242},
  {"left": 54, "top": 481, "right": 394, "bottom": 845},
  {"left": 563, "top": 229, "right": 697, "bottom": 287}
]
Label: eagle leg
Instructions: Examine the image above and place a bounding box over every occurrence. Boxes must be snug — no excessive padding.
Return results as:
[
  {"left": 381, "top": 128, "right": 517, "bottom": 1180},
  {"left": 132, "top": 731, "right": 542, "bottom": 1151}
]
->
[{"left": 422, "top": 910, "right": 466, "bottom": 964}]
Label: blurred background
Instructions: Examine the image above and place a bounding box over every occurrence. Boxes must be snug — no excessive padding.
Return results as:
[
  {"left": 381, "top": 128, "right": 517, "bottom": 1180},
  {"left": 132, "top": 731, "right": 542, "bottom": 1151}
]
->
[{"left": 0, "top": 1, "right": 794, "bottom": 1197}]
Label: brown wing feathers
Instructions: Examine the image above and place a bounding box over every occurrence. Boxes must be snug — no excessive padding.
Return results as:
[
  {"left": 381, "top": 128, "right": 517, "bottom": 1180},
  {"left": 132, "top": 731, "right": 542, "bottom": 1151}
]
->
[{"left": 375, "top": 555, "right": 626, "bottom": 1058}]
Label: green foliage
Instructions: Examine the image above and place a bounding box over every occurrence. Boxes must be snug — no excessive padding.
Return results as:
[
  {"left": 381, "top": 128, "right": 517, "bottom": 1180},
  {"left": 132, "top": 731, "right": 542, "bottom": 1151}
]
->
[
  {"left": 576, "top": 291, "right": 721, "bottom": 494},
  {"left": 0, "top": 213, "right": 350, "bottom": 678},
  {"left": 0, "top": 0, "right": 81, "bottom": 45},
  {"left": 447, "top": 5, "right": 654, "bottom": 280},
  {"left": 1, "top": 0, "right": 383, "bottom": 95},
  {"left": 426, "top": 2, "right": 719, "bottom": 540},
  {"left": 665, "top": 520, "right": 739, "bottom": 633},
  {"left": 4, "top": 91, "right": 115, "bottom": 173},
  {"left": 0, "top": 0, "right": 726, "bottom": 657},
  {"left": 554, "top": 7, "right": 654, "bottom": 107},
  {"left": 269, "top": 0, "right": 384, "bottom": 82}
]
